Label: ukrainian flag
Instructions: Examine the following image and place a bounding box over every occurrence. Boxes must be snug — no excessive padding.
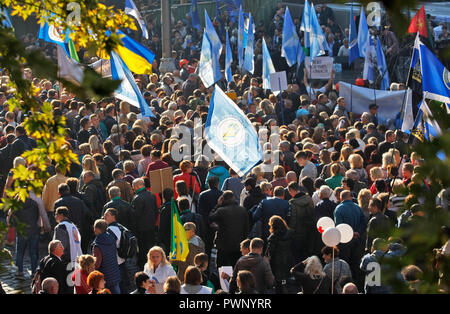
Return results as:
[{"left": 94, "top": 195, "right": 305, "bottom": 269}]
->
[
  {"left": 102, "top": 30, "right": 155, "bottom": 75},
  {"left": 169, "top": 198, "right": 189, "bottom": 262}
]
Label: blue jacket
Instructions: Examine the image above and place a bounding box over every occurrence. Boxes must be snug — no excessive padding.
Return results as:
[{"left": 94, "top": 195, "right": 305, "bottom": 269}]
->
[
  {"left": 360, "top": 250, "right": 391, "bottom": 294},
  {"left": 205, "top": 166, "right": 230, "bottom": 190},
  {"left": 253, "top": 197, "right": 290, "bottom": 241},
  {"left": 92, "top": 232, "right": 121, "bottom": 286},
  {"left": 334, "top": 200, "right": 367, "bottom": 235}
]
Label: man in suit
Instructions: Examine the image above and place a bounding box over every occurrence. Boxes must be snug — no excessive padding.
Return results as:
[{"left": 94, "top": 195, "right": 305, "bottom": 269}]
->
[{"left": 38, "top": 240, "right": 70, "bottom": 294}]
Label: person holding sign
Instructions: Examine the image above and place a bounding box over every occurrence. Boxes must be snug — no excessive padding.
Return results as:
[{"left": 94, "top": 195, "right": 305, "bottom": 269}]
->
[{"left": 303, "top": 67, "right": 335, "bottom": 101}]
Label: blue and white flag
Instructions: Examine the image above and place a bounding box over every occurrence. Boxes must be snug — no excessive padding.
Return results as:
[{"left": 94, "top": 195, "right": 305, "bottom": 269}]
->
[
  {"left": 204, "top": 85, "right": 262, "bottom": 176},
  {"left": 357, "top": 7, "right": 369, "bottom": 58},
  {"left": 363, "top": 36, "right": 376, "bottom": 83},
  {"left": 225, "top": 30, "right": 233, "bottom": 83},
  {"left": 300, "top": 0, "right": 311, "bottom": 48},
  {"left": 1, "top": 7, "right": 13, "bottom": 29},
  {"left": 190, "top": 0, "right": 201, "bottom": 31},
  {"left": 38, "top": 21, "right": 67, "bottom": 50},
  {"left": 110, "top": 51, "right": 155, "bottom": 118},
  {"left": 125, "top": 0, "right": 148, "bottom": 39},
  {"left": 198, "top": 10, "right": 223, "bottom": 88},
  {"left": 243, "top": 13, "right": 254, "bottom": 73},
  {"left": 262, "top": 38, "right": 276, "bottom": 90},
  {"left": 419, "top": 39, "right": 450, "bottom": 104},
  {"left": 281, "top": 6, "right": 300, "bottom": 67},
  {"left": 310, "top": 2, "right": 329, "bottom": 58},
  {"left": 348, "top": 2, "right": 359, "bottom": 64},
  {"left": 420, "top": 100, "right": 442, "bottom": 141},
  {"left": 237, "top": 5, "right": 245, "bottom": 69},
  {"left": 376, "top": 36, "right": 390, "bottom": 90}
]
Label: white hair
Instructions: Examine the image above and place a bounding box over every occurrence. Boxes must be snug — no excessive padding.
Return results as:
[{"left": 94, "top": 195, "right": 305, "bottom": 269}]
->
[
  {"left": 304, "top": 256, "right": 326, "bottom": 280},
  {"left": 319, "top": 185, "right": 332, "bottom": 199}
]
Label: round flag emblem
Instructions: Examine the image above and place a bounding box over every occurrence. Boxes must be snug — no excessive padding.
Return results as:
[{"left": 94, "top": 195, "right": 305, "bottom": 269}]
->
[
  {"left": 218, "top": 117, "right": 245, "bottom": 147},
  {"left": 48, "top": 24, "right": 64, "bottom": 43},
  {"left": 443, "top": 68, "right": 450, "bottom": 90}
]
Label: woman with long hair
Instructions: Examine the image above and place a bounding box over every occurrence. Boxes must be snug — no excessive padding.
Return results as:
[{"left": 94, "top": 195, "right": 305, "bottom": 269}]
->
[
  {"left": 143, "top": 246, "right": 177, "bottom": 294},
  {"left": 265, "top": 216, "right": 294, "bottom": 294}
]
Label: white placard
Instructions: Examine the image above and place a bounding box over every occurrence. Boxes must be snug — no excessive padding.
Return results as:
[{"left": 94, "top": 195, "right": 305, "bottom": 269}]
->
[
  {"left": 305, "top": 56, "right": 333, "bottom": 80},
  {"left": 218, "top": 266, "right": 233, "bottom": 292},
  {"left": 269, "top": 71, "right": 288, "bottom": 92}
]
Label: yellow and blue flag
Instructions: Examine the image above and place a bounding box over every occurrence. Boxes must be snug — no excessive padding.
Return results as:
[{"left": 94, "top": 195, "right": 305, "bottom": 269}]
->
[
  {"left": 169, "top": 198, "right": 189, "bottom": 262},
  {"left": 114, "top": 30, "right": 155, "bottom": 75},
  {"left": 110, "top": 51, "right": 155, "bottom": 118}
]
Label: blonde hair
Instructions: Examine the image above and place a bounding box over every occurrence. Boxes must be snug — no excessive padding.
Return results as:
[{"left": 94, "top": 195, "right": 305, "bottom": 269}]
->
[
  {"left": 348, "top": 154, "right": 364, "bottom": 169},
  {"left": 304, "top": 256, "right": 326, "bottom": 280},
  {"left": 88, "top": 135, "right": 101, "bottom": 154},
  {"left": 77, "top": 254, "right": 96, "bottom": 273},
  {"left": 79, "top": 143, "right": 91, "bottom": 156},
  {"left": 370, "top": 167, "right": 384, "bottom": 181},
  {"left": 358, "top": 188, "right": 372, "bottom": 212},
  {"left": 82, "top": 156, "right": 99, "bottom": 175},
  {"left": 147, "top": 246, "right": 170, "bottom": 268},
  {"left": 382, "top": 152, "right": 396, "bottom": 169},
  {"left": 340, "top": 146, "right": 353, "bottom": 162}
]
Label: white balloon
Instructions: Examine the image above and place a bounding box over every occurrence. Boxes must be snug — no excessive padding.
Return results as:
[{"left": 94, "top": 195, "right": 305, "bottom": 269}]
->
[
  {"left": 316, "top": 216, "right": 335, "bottom": 233},
  {"left": 336, "top": 223, "right": 354, "bottom": 244},
  {"left": 322, "top": 227, "right": 341, "bottom": 247}
]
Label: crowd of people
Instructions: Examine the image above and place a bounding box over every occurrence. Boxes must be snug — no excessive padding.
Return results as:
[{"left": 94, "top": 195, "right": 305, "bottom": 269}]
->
[{"left": 0, "top": 2, "right": 449, "bottom": 295}]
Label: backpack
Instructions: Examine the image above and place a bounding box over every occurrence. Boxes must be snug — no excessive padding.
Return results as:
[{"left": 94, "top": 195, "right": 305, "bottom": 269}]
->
[
  {"left": 31, "top": 269, "right": 42, "bottom": 294},
  {"left": 117, "top": 224, "right": 139, "bottom": 259},
  {"left": 31, "top": 256, "right": 47, "bottom": 294}
]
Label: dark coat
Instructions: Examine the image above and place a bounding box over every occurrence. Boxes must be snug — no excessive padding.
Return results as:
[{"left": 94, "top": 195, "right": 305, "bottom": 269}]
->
[
  {"left": 209, "top": 201, "right": 249, "bottom": 252},
  {"left": 243, "top": 187, "right": 266, "bottom": 211},
  {"left": 197, "top": 187, "right": 223, "bottom": 225},
  {"left": 131, "top": 188, "right": 158, "bottom": 232},
  {"left": 291, "top": 262, "right": 335, "bottom": 294},
  {"left": 77, "top": 129, "right": 90, "bottom": 144},
  {"left": 80, "top": 179, "right": 105, "bottom": 219},
  {"left": 102, "top": 198, "right": 135, "bottom": 231},
  {"left": 12, "top": 197, "right": 40, "bottom": 237},
  {"left": 289, "top": 192, "right": 316, "bottom": 256},
  {"left": 54, "top": 193, "right": 90, "bottom": 231},
  {"left": 266, "top": 229, "right": 294, "bottom": 282},
  {"left": 252, "top": 197, "right": 290, "bottom": 241},
  {"left": 158, "top": 201, "right": 172, "bottom": 255},
  {"left": 39, "top": 254, "right": 70, "bottom": 294},
  {"left": 229, "top": 253, "right": 275, "bottom": 294}
]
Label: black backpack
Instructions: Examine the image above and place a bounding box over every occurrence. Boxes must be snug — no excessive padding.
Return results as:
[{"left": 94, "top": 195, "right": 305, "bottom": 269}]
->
[{"left": 117, "top": 224, "right": 139, "bottom": 259}]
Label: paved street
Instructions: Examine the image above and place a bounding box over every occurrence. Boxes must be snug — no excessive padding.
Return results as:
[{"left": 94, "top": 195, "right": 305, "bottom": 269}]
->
[{"left": 0, "top": 237, "right": 49, "bottom": 294}]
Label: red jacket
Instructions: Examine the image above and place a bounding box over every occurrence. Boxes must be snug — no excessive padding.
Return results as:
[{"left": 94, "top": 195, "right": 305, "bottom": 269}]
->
[{"left": 173, "top": 172, "right": 200, "bottom": 199}]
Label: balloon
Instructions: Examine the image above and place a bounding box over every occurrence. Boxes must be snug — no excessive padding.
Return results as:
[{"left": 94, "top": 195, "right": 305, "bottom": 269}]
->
[
  {"left": 336, "top": 223, "right": 354, "bottom": 244},
  {"left": 322, "top": 227, "right": 341, "bottom": 247},
  {"left": 316, "top": 217, "right": 335, "bottom": 234}
]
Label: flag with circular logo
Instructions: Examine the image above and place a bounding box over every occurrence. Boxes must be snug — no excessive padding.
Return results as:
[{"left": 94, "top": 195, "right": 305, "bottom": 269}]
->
[{"left": 204, "top": 86, "right": 262, "bottom": 177}]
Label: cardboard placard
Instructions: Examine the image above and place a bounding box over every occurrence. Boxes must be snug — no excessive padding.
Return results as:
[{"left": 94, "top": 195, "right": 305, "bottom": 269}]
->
[
  {"left": 305, "top": 56, "right": 334, "bottom": 80},
  {"left": 148, "top": 167, "right": 173, "bottom": 195}
]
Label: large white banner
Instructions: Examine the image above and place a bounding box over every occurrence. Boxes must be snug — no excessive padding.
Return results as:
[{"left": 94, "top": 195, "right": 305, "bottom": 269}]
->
[{"left": 339, "top": 81, "right": 412, "bottom": 127}]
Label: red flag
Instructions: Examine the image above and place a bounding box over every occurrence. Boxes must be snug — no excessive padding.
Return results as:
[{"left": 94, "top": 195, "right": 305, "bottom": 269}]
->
[{"left": 408, "top": 6, "right": 428, "bottom": 38}]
